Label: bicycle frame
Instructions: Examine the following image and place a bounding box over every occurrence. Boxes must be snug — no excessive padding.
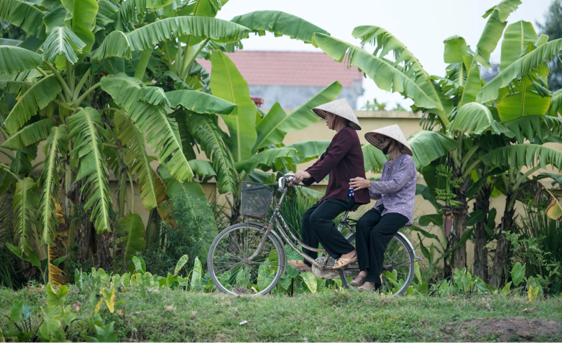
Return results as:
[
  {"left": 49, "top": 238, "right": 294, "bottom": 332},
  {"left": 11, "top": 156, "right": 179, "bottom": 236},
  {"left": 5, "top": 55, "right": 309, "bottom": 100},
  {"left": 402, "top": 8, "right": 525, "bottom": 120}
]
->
[{"left": 246, "top": 174, "right": 353, "bottom": 270}]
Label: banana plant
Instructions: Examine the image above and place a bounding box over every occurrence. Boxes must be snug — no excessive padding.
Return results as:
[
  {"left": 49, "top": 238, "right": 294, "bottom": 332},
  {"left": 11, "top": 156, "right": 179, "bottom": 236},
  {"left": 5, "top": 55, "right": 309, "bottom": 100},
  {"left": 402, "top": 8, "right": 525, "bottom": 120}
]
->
[
  {"left": 0, "top": 0, "right": 256, "bottom": 273},
  {"left": 312, "top": 0, "right": 562, "bottom": 284}
]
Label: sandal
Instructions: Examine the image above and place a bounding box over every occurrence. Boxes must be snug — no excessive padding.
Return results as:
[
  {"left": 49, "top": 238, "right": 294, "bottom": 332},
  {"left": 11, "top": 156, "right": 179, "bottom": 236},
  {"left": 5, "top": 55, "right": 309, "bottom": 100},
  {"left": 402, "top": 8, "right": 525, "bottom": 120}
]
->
[
  {"left": 288, "top": 260, "right": 312, "bottom": 272},
  {"left": 332, "top": 254, "right": 357, "bottom": 269},
  {"left": 349, "top": 273, "right": 366, "bottom": 287}
]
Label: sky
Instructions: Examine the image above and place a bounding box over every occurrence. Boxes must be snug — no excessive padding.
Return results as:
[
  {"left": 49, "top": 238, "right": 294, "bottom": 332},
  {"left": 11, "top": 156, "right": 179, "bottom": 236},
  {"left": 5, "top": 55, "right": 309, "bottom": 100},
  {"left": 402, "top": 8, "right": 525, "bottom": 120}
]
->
[{"left": 215, "top": 0, "right": 554, "bottom": 110}]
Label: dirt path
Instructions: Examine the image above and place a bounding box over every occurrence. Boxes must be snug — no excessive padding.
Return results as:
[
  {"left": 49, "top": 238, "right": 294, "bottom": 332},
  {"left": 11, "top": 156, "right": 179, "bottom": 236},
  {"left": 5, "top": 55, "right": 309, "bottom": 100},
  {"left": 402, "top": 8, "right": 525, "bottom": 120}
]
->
[{"left": 442, "top": 317, "right": 562, "bottom": 341}]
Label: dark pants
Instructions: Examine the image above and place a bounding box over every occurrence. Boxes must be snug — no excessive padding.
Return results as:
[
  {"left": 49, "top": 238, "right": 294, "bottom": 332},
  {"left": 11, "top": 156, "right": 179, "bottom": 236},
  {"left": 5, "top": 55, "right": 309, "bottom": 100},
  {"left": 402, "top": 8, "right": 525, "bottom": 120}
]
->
[
  {"left": 356, "top": 207, "right": 408, "bottom": 284},
  {"left": 302, "top": 198, "right": 356, "bottom": 266}
]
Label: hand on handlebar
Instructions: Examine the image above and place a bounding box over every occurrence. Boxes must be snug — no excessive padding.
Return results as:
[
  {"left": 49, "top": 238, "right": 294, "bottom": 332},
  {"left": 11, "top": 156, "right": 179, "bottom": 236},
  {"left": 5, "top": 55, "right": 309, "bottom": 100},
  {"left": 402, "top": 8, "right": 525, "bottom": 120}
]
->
[
  {"left": 287, "top": 178, "right": 300, "bottom": 187},
  {"left": 293, "top": 170, "right": 311, "bottom": 184}
]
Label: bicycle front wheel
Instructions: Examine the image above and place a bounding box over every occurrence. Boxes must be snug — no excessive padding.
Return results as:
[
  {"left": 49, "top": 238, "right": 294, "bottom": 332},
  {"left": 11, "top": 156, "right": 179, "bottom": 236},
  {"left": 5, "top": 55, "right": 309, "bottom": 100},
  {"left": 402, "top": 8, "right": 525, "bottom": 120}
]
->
[
  {"left": 346, "top": 232, "right": 415, "bottom": 296},
  {"left": 208, "top": 223, "right": 285, "bottom": 296}
]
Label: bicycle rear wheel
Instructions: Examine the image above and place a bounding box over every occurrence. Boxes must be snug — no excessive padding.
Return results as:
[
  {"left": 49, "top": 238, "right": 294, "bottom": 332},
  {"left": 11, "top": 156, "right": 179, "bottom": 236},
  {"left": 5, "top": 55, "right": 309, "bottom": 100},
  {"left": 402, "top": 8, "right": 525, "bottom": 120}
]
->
[
  {"left": 208, "top": 223, "right": 285, "bottom": 296},
  {"left": 346, "top": 231, "right": 415, "bottom": 296}
]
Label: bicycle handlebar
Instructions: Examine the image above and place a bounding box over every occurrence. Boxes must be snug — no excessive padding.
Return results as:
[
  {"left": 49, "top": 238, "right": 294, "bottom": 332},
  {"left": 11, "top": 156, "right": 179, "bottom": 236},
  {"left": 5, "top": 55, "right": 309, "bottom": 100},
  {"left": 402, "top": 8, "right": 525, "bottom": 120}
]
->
[{"left": 279, "top": 173, "right": 308, "bottom": 189}]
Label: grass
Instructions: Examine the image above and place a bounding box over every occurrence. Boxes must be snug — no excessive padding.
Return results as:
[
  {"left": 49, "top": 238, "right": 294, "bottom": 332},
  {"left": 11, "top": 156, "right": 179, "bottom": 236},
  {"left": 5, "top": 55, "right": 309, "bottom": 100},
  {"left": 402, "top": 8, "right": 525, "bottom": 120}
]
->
[{"left": 1, "top": 287, "right": 562, "bottom": 342}]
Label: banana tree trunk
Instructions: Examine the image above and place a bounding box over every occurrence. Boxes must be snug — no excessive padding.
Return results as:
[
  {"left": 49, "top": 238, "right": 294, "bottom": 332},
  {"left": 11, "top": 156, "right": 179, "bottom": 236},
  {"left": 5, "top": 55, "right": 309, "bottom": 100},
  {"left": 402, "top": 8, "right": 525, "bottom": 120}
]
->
[
  {"left": 450, "top": 188, "right": 468, "bottom": 270},
  {"left": 76, "top": 217, "right": 93, "bottom": 263},
  {"left": 95, "top": 228, "right": 113, "bottom": 270},
  {"left": 473, "top": 186, "right": 492, "bottom": 282},
  {"left": 146, "top": 207, "right": 159, "bottom": 244},
  {"left": 229, "top": 193, "right": 242, "bottom": 226},
  {"left": 490, "top": 193, "right": 516, "bottom": 288}
]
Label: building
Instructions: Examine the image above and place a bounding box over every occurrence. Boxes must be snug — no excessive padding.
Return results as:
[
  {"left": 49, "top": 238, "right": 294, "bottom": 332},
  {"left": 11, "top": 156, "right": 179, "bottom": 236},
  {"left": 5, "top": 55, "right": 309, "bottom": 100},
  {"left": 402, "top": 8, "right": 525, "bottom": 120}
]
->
[
  {"left": 198, "top": 51, "right": 364, "bottom": 109},
  {"left": 481, "top": 63, "right": 500, "bottom": 83}
]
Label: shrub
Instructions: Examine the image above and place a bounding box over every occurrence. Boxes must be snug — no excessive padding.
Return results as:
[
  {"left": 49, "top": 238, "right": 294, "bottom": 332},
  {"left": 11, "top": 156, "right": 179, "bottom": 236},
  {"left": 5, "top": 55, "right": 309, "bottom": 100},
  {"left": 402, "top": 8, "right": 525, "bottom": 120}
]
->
[
  {"left": 143, "top": 194, "right": 216, "bottom": 276},
  {"left": 511, "top": 207, "right": 562, "bottom": 294}
]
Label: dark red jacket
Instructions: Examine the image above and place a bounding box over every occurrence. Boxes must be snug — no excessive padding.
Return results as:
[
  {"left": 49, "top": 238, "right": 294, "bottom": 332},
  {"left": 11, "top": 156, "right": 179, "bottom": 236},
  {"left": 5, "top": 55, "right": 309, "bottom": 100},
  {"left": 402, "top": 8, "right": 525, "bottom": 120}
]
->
[{"left": 303, "top": 126, "right": 370, "bottom": 204}]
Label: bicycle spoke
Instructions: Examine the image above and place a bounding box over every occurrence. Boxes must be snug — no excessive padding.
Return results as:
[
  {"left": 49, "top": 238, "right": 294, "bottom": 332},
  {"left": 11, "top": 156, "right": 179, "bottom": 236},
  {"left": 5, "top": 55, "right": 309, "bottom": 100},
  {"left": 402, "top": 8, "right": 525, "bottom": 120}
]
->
[{"left": 210, "top": 224, "right": 282, "bottom": 295}]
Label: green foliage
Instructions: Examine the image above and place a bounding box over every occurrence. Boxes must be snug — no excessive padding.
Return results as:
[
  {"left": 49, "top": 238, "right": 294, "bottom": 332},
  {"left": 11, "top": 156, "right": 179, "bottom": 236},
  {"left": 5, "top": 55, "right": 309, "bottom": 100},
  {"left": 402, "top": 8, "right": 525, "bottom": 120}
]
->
[
  {"left": 113, "top": 111, "right": 166, "bottom": 211},
  {"left": 126, "top": 16, "right": 250, "bottom": 52},
  {"left": 481, "top": 144, "right": 562, "bottom": 170},
  {"left": 0, "top": 46, "right": 42, "bottom": 77},
  {"left": 2, "top": 118, "right": 54, "bottom": 151},
  {"left": 13, "top": 177, "right": 39, "bottom": 256},
  {"left": 0, "top": 0, "right": 44, "bottom": 34},
  {"left": 0, "top": 198, "right": 25, "bottom": 289},
  {"left": 313, "top": 31, "right": 449, "bottom": 124},
  {"left": 166, "top": 89, "right": 237, "bottom": 115},
  {"left": 143, "top": 191, "right": 216, "bottom": 276},
  {"left": 475, "top": 0, "right": 522, "bottom": 68},
  {"left": 39, "top": 126, "right": 67, "bottom": 245},
  {"left": 174, "top": 255, "right": 189, "bottom": 276},
  {"left": 407, "top": 131, "right": 457, "bottom": 170},
  {"left": 91, "top": 31, "right": 132, "bottom": 61},
  {"left": 42, "top": 26, "right": 86, "bottom": 64},
  {"left": 210, "top": 50, "right": 257, "bottom": 162},
  {"left": 447, "top": 102, "right": 513, "bottom": 136},
  {"left": 100, "top": 74, "right": 194, "bottom": 183},
  {"left": 253, "top": 81, "right": 341, "bottom": 151},
  {"left": 409, "top": 263, "right": 550, "bottom": 299},
  {"left": 191, "top": 257, "right": 203, "bottom": 291},
  {"left": 117, "top": 214, "right": 146, "bottom": 273},
  {"left": 435, "top": 164, "right": 462, "bottom": 208},
  {"left": 510, "top": 210, "right": 562, "bottom": 294},
  {"left": 4, "top": 75, "right": 62, "bottom": 135},
  {"left": 511, "top": 262, "right": 526, "bottom": 286},
  {"left": 0, "top": 282, "right": 115, "bottom": 342},
  {"left": 68, "top": 108, "right": 112, "bottom": 234},
  {"left": 476, "top": 36, "right": 562, "bottom": 103},
  {"left": 279, "top": 188, "right": 322, "bottom": 240},
  {"left": 231, "top": 11, "right": 329, "bottom": 44}
]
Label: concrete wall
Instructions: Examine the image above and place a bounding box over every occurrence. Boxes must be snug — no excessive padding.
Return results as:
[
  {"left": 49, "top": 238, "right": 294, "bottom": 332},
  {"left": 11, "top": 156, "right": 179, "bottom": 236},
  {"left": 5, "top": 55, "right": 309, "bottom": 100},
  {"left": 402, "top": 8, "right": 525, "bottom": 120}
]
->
[{"left": 249, "top": 79, "right": 363, "bottom": 110}]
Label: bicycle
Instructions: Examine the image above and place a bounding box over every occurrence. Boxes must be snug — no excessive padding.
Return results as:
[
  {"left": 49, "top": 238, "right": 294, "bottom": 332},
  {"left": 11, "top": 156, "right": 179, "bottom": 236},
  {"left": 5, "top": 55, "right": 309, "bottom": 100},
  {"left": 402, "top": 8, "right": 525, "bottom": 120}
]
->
[{"left": 208, "top": 173, "right": 420, "bottom": 296}]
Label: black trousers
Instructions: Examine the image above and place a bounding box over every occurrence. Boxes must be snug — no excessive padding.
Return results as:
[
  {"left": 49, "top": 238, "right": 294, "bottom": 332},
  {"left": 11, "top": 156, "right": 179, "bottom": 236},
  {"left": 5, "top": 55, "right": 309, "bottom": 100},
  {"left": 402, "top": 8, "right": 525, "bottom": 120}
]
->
[
  {"left": 356, "top": 207, "right": 409, "bottom": 284},
  {"left": 302, "top": 198, "right": 356, "bottom": 266}
]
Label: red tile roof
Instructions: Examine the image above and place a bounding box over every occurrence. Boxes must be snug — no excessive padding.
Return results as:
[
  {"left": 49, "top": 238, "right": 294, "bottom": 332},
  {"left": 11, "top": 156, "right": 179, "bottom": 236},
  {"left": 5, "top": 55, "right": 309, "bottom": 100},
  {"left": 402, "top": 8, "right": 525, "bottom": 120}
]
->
[{"left": 197, "top": 51, "right": 363, "bottom": 88}]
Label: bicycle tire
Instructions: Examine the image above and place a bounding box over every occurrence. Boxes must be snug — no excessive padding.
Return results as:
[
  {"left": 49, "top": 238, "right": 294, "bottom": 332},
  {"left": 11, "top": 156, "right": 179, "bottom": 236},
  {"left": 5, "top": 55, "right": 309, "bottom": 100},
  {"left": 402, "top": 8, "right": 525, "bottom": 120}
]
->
[
  {"left": 345, "top": 231, "right": 415, "bottom": 296},
  {"left": 208, "top": 223, "right": 286, "bottom": 296}
]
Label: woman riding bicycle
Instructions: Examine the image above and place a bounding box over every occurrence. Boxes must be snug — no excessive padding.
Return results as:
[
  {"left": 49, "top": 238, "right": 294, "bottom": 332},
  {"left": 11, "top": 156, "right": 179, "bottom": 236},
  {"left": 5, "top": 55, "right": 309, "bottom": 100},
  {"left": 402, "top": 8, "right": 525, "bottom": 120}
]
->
[
  {"left": 289, "top": 99, "right": 370, "bottom": 272},
  {"left": 348, "top": 124, "right": 416, "bottom": 292}
]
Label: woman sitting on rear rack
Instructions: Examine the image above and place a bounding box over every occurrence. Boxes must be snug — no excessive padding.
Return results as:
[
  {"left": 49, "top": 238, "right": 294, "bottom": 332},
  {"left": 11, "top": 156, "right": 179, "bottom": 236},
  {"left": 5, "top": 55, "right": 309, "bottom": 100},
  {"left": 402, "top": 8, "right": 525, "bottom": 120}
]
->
[{"left": 348, "top": 125, "right": 417, "bottom": 292}]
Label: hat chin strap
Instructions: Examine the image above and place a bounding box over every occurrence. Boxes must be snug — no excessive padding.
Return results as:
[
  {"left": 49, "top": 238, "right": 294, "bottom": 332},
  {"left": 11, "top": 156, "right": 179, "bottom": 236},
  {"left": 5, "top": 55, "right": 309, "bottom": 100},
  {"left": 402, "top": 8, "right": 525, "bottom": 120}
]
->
[{"left": 381, "top": 141, "right": 392, "bottom": 154}]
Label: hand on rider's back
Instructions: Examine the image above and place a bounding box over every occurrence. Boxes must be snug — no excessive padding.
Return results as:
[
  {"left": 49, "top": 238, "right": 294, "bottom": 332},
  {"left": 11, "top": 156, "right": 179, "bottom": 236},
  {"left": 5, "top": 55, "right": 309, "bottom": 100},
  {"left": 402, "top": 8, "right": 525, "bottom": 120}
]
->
[{"left": 349, "top": 177, "right": 371, "bottom": 190}]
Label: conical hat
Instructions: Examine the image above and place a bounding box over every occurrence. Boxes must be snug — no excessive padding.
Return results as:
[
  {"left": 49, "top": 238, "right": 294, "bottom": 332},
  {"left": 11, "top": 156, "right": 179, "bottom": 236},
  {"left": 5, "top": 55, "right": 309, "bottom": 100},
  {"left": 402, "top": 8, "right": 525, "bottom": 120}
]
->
[
  {"left": 311, "top": 99, "right": 361, "bottom": 130},
  {"left": 365, "top": 124, "right": 413, "bottom": 156}
]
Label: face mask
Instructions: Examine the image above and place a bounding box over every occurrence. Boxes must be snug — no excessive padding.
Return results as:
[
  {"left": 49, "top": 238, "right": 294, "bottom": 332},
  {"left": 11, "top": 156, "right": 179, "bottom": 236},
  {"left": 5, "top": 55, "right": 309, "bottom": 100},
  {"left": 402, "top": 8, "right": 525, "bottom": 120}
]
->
[{"left": 382, "top": 141, "right": 392, "bottom": 155}]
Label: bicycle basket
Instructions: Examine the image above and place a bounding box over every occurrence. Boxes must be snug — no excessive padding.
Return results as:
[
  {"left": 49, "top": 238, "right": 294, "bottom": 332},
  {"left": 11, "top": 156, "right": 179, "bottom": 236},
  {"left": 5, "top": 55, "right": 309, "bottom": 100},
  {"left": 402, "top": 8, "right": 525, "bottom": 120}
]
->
[{"left": 240, "top": 182, "right": 274, "bottom": 219}]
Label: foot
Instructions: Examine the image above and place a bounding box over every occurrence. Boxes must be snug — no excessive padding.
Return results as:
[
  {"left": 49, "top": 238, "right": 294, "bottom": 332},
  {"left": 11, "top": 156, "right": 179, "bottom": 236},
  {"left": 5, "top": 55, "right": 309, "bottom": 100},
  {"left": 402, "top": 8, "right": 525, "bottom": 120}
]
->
[
  {"left": 332, "top": 250, "right": 357, "bottom": 269},
  {"left": 288, "top": 260, "right": 312, "bottom": 272},
  {"left": 349, "top": 272, "right": 367, "bottom": 287},
  {"left": 358, "top": 282, "right": 376, "bottom": 292},
  {"left": 358, "top": 282, "right": 381, "bottom": 292}
]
